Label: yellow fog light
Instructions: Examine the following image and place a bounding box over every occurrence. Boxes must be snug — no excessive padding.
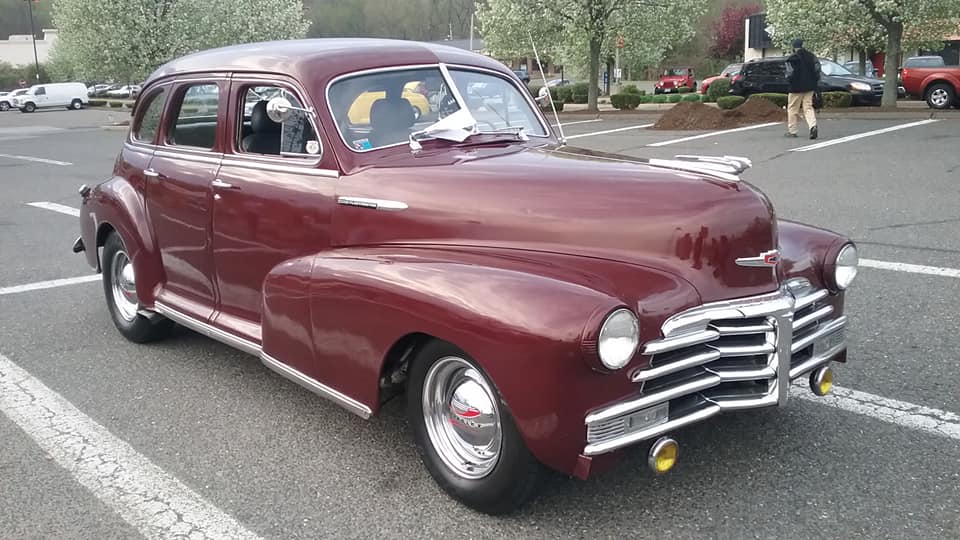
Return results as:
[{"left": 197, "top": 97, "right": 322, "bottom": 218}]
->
[
  {"left": 648, "top": 437, "right": 679, "bottom": 474},
  {"left": 810, "top": 366, "right": 834, "bottom": 396}
]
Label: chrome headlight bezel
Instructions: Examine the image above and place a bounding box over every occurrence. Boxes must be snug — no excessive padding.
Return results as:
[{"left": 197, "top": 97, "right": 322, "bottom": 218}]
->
[
  {"left": 826, "top": 243, "right": 859, "bottom": 291},
  {"left": 597, "top": 308, "right": 640, "bottom": 371}
]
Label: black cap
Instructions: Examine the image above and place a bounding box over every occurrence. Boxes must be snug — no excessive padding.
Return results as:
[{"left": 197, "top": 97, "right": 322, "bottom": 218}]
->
[{"left": 792, "top": 38, "right": 804, "bottom": 49}]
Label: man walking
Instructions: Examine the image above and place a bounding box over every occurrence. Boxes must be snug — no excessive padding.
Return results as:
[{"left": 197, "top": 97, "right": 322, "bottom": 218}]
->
[{"left": 786, "top": 38, "right": 820, "bottom": 139}]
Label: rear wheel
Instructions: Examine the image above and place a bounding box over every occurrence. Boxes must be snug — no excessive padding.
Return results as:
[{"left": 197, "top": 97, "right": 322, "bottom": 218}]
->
[
  {"left": 926, "top": 83, "right": 955, "bottom": 110},
  {"left": 101, "top": 232, "right": 173, "bottom": 343},
  {"left": 70, "top": 99, "right": 83, "bottom": 110},
  {"left": 408, "top": 340, "right": 543, "bottom": 514}
]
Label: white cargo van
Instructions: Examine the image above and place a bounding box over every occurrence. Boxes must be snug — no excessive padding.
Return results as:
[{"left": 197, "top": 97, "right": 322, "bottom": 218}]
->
[{"left": 14, "top": 82, "right": 89, "bottom": 113}]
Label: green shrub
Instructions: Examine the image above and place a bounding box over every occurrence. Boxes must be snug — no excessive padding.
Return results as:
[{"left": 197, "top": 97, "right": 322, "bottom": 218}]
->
[
  {"left": 622, "top": 84, "right": 641, "bottom": 94},
  {"left": 702, "top": 94, "right": 716, "bottom": 103},
  {"left": 677, "top": 86, "right": 692, "bottom": 94},
  {"left": 706, "top": 78, "right": 732, "bottom": 102},
  {"left": 682, "top": 93, "right": 702, "bottom": 102},
  {"left": 752, "top": 93, "right": 788, "bottom": 108},
  {"left": 571, "top": 93, "right": 588, "bottom": 104},
  {"left": 639, "top": 94, "right": 654, "bottom": 104},
  {"left": 652, "top": 94, "right": 668, "bottom": 103},
  {"left": 717, "top": 95, "right": 746, "bottom": 109},
  {"left": 823, "top": 91, "right": 852, "bottom": 108},
  {"left": 667, "top": 94, "right": 684, "bottom": 103},
  {"left": 611, "top": 93, "right": 644, "bottom": 110},
  {"left": 88, "top": 99, "right": 106, "bottom": 107}
]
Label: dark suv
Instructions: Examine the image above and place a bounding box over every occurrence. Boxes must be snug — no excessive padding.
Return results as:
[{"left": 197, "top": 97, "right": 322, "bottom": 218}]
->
[{"left": 731, "top": 57, "right": 892, "bottom": 105}]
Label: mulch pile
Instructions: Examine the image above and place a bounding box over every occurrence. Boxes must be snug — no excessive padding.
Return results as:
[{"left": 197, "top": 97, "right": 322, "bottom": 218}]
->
[{"left": 652, "top": 96, "right": 785, "bottom": 130}]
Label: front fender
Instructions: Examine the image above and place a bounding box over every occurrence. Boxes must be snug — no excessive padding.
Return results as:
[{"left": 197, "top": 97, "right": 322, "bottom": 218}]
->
[
  {"left": 260, "top": 246, "right": 699, "bottom": 474},
  {"left": 80, "top": 176, "right": 163, "bottom": 306},
  {"left": 777, "top": 219, "right": 849, "bottom": 290}
]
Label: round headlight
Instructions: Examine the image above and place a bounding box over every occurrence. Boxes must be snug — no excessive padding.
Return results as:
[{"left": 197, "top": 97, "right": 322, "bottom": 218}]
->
[
  {"left": 833, "top": 243, "right": 859, "bottom": 290},
  {"left": 598, "top": 309, "right": 640, "bottom": 370}
]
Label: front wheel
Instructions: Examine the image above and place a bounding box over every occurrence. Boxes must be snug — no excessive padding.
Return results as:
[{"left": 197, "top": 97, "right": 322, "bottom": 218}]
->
[
  {"left": 926, "top": 83, "right": 955, "bottom": 110},
  {"left": 408, "top": 340, "right": 543, "bottom": 514},
  {"left": 101, "top": 232, "right": 173, "bottom": 343},
  {"left": 0, "top": 102, "right": 9, "bottom": 111},
  {"left": 21, "top": 102, "right": 36, "bottom": 113}
]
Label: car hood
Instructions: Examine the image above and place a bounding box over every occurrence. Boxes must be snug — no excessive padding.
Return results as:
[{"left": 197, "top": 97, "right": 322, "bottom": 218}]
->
[
  {"left": 334, "top": 143, "right": 781, "bottom": 302},
  {"left": 825, "top": 74, "right": 881, "bottom": 85}
]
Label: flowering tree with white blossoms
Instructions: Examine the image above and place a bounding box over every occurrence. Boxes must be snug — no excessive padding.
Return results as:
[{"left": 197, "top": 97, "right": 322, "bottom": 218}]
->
[
  {"left": 51, "top": 0, "right": 310, "bottom": 82},
  {"left": 766, "top": 0, "right": 960, "bottom": 107},
  {"left": 477, "top": 0, "right": 708, "bottom": 112}
]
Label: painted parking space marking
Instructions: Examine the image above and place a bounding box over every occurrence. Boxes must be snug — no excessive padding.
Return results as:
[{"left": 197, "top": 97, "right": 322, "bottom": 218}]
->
[
  {"left": 790, "top": 119, "right": 940, "bottom": 152},
  {"left": 646, "top": 122, "right": 782, "bottom": 147},
  {"left": 791, "top": 383, "right": 960, "bottom": 441},
  {"left": 566, "top": 123, "right": 655, "bottom": 140},
  {"left": 553, "top": 118, "right": 602, "bottom": 127},
  {"left": 0, "top": 153, "right": 72, "bottom": 166},
  {"left": 0, "top": 275, "right": 100, "bottom": 296},
  {"left": 0, "top": 353, "right": 264, "bottom": 540},
  {"left": 27, "top": 201, "right": 81, "bottom": 217},
  {"left": 861, "top": 258, "right": 960, "bottom": 279}
]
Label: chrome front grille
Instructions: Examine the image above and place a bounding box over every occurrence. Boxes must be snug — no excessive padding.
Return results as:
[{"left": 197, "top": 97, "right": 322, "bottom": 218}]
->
[{"left": 584, "top": 281, "right": 848, "bottom": 456}]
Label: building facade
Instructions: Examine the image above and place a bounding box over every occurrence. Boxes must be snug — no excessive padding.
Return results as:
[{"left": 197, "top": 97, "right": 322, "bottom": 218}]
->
[{"left": 0, "top": 29, "right": 57, "bottom": 67}]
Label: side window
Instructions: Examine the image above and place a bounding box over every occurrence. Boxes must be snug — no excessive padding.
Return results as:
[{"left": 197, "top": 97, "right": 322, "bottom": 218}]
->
[
  {"left": 35, "top": 87, "right": 46, "bottom": 96},
  {"left": 133, "top": 89, "right": 167, "bottom": 144},
  {"left": 237, "top": 85, "right": 319, "bottom": 157},
  {"left": 166, "top": 83, "right": 220, "bottom": 150}
]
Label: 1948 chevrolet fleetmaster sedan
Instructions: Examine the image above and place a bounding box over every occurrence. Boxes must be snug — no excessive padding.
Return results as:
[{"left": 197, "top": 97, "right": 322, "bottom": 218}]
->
[{"left": 74, "top": 39, "right": 858, "bottom": 514}]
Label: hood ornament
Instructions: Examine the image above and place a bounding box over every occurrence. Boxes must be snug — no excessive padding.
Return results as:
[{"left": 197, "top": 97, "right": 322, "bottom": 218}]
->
[{"left": 736, "top": 249, "right": 781, "bottom": 268}]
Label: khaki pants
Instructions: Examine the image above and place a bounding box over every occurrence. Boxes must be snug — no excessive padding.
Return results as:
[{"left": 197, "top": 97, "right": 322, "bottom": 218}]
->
[{"left": 787, "top": 91, "right": 817, "bottom": 134}]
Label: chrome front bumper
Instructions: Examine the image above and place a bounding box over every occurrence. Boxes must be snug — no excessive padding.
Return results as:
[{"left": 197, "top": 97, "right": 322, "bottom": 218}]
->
[{"left": 583, "top": 280, "right": 847, "bottom": 456}]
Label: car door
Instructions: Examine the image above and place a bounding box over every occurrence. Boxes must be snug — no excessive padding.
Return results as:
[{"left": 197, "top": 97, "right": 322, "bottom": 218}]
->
[
  {"left": 210, "top": 77, "right": 337, "bottom": 347},
  {"left": 32, "top": 86, "right": 47, "bottom": 108},
  {"left": 144, "top": 79, "right": 226, "bottom": 320}
]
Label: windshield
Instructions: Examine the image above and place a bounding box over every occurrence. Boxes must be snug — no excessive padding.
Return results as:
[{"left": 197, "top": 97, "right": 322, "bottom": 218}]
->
[
  {"left": 663, "top": 68, "right": 688, "bottom": 76},
  {"left": 328, "top": 66, "right": 546, "bottom": 152},
  {"left": 820, "top": 60, "right": 854, "bottom": 77}
]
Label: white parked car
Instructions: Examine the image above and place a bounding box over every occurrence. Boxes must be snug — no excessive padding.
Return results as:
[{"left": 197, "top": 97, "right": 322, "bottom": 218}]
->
[
  {"left": 14, "top": 83, "right": 90, "bottom": 113},
  {"left": 0, "top": 88, "right": 29, "bottom": 111}
]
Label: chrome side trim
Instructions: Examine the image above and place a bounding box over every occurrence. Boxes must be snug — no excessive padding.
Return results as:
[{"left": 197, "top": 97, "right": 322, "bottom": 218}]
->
[
  {"left": 584, "top": 404, "right": 721, "bottom": 456},
  {"left": 154, "top": 301, "right": 261, "bottom": 356},
  {"left": 261, "top": 352, "right": 372, "bottom": 419},
  {"left": 337, "top": 196, "right": 408, "bottom": 211},
  {"left": 791, "top": 316, "right": 847, "bottom": 353},
  {"left": 220, "top": 157, "right": 339, "bottom": 178},
  {"left": 154, "top": 149, "right": 224, "bottom": 165}
]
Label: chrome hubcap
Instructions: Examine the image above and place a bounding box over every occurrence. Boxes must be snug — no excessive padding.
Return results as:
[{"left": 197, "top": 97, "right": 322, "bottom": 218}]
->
[
  {"left": 422, "top": 356, "right": 502, "bottom": 479},
  {"left": 931, "top": 89, "right": 949, "bottom": 107},
  {"left": 110, "top": 250, "right": 138, "bottom": 321}
]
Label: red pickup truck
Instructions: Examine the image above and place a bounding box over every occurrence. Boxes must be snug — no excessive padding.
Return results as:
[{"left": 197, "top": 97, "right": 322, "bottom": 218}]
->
[{"left": 900, "top": 59, "right": 960, "bottom": 109}]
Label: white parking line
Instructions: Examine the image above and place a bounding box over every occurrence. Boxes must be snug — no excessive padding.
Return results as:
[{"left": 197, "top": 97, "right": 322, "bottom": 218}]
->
[
  {"left": 0, "top": 275, "right": 100, "bottom": 296},
  {"left": 791, "top": 383, "right": 960, "bottom": 441},
  {"left": 566, "top": 123, "right": 655, "bottom": 140},
  {"left": 0, "top": 153, "right": 72, "bottom": 166},
  {"left": 553, "top": 118, "right": 602, "bottom": 127},
  {"left": 861, "top": 258, "right": 960, "bottom": 279},
  {"left": 790, "top": 119, "right": 940, "bottom": 152},
  {"left": 27, "top": 201, "right": 80, "bottom": 217},
  {"left": 646, "top": 122, "right": 782, "bottom": 147},
  {"left": 0, "top": 353, "right": 263, "bottom": 540}
]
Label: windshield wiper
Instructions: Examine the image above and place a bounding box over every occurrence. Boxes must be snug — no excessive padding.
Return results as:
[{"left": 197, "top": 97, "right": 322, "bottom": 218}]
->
[{"left": 474, "top": 126, "right": 528, "bottom": 141}]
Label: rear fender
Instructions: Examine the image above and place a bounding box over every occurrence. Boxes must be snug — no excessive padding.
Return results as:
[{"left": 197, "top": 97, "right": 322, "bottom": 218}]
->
[{"left": 81, "top": 177, "right": 163, "bottom": 306}]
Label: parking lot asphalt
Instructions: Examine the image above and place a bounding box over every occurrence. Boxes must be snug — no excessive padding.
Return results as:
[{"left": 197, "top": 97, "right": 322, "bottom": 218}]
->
[{"left": 1, "top": 109, "right": 959, "bottom": 539}]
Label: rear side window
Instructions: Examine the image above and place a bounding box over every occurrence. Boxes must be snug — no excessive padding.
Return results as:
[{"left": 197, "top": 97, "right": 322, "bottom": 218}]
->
[
  {"left": 167, "top": 83, "right": 220, "bottom": 150},
  {"left": 133, "top": 89, "right": 167, "bottom": 144}
]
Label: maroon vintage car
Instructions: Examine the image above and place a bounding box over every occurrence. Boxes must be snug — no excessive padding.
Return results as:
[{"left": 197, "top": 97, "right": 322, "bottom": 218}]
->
[{"left": 74, "top": 39, "right": 858, "bottom": 514}]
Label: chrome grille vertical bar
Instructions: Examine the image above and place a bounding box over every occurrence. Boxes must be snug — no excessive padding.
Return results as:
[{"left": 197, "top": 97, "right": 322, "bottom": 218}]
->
[{"left": 775, "top": 310, "right": 794, "bottom": 405}]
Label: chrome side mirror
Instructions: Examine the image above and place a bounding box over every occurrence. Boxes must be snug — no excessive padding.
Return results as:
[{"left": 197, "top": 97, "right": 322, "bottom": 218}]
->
[{"left": 265, "top": 96, "right": 315, "bottom": 123}]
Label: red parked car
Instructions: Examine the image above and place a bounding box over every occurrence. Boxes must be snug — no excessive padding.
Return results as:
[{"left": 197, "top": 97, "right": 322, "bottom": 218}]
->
[
  {"left": 654, "top": 66, "right": 697, "bottom": 94},
  {"left": 699, "top": 63, "right": 742, "bottom": 95},
  {"left": 899, "top": 56, "right": 960, "bottom": 109},
  {"left": 74, "top": 39, "right": 858, "bottom": 514}
]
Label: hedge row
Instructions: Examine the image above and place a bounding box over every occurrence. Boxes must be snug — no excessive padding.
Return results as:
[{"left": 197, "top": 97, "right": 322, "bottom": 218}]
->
[
  {"left": 717, "top": 95, "right": 746, "bottom": 109},
  {"left": 719, "top": 91, "right": 854, "bottom": 110}
]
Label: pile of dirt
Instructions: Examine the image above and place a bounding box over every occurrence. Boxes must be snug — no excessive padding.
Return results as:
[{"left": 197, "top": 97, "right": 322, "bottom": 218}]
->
[{"left": 652, "top": 96, "right": 785, "bottom": 130}]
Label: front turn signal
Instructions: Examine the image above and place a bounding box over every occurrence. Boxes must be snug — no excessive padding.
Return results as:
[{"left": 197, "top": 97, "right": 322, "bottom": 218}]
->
[
  {"left": 648, "top": 437, "right": 679, "bottom": 474},
  {"left": 810, "top": 366, "right": 834, "bottom": 396}
]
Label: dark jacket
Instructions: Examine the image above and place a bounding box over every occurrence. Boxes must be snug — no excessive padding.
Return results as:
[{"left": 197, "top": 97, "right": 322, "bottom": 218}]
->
[{"left": 787, "top": 49, "right": 821, "bottom": 93}]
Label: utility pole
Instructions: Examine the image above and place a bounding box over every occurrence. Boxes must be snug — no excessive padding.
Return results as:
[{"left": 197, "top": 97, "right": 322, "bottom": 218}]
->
[
  {"left": 469, "top": 12, "right": 475, "bottom": 51},
  {"left": 26, "top": 0, "right": 41, "bottom": 82}
]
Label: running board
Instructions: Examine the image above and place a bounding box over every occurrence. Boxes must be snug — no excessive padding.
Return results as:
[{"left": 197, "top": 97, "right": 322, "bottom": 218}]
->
[{"left": 153, "top": 301, "right": 372, "bottom": 419}]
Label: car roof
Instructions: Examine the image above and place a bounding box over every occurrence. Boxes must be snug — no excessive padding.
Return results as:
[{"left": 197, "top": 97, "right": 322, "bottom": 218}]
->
[{"left": 145, "top": 38, "right": 512, "bottom": 88}]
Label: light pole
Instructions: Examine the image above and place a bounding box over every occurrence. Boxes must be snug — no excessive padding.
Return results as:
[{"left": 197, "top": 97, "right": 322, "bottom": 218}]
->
[{"left": 25, "top": 0, "right": 41, "bottom": 82}]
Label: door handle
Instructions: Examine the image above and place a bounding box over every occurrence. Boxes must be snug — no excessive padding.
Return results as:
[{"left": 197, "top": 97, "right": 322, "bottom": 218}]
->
[
  {"left": 144, "top": 168, "right": 159, "bottom": 178},
  {"left": 211, "top": 179, "right": 237, "bottom": 190}
]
